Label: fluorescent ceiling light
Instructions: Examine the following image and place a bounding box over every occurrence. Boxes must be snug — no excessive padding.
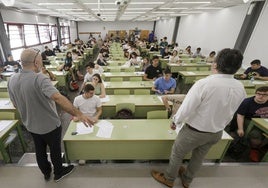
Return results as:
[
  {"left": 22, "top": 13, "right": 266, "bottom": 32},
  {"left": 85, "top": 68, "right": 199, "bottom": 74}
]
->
[
  {"left": 152, "top": 11, "right": 175, "bottom": 14},
  {"left": 83, "top": 3, "right": 114, "bottom": 5},
  {"left": 92, "top": 9, "right": 117, "bottom": 11},
  {"left": 243, "top": 0, "right": 250, "bottom": 3},
  {"left": 38, "top": 3, "right": 74, "bottom": 5},
  {"left": 21, "top": 9, "right": 48, "bottom": 11},
  {"left": 181, "top": 11, "right": 204, "bottom": 14},
  {"left": 127, "top": 8, "right": 153, "bottom": 10},
  {"left": 196, "top": 7, "right": 222, "bottom": 10},
  {"left": 159, "top": 8, "right": 188, "bottom": 10},
  {"left": 174, "top": 1, "right": 211, "bottom": 4},
  {"left": 56, "top": 9, "right": 83, "bottom": 11},
  {"left": 131, "top": 2, "right": 165, "bottom": 5},
  {"left": 124, "top": 12, "right": 146, "bottom": 14}
]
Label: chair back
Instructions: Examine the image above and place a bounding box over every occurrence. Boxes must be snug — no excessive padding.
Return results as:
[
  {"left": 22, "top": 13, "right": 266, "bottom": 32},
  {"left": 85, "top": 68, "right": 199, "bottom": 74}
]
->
[
  {"left": 134, "top": 89, "right": 150, "bottom": 95},
  {"left": 115, "top": 103, "right": 135, "bottom": 113},
  {"left": 114, "top": 89, "right": 130, "bottom": 95},
  {"left": 110, "top": 77, "right": 123, "bottom": 82}
]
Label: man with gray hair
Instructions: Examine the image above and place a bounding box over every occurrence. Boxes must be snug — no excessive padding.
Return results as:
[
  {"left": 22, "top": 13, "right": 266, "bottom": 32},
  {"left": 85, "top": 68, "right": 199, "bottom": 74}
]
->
[{"left": 8, "top": 48, "right": 95, "bottom": 182}]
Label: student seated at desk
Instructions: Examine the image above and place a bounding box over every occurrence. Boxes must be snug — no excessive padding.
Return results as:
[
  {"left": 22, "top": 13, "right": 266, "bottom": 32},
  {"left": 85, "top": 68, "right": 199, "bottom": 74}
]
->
[
  {"left": 240, "top": 59, "right": 268, "bottom": 81},
  {"left": 192, "top": 47, "right": 205, "bottom": 59},
  {"left": 81, "top": 62, "right": 102, "bottom": 92},
  {"left": 42, "top": 65, "right": 56, "bottom": 81},
  {"left": 4, "top": 54, "right": 21, "bottom": 72},
  {"left": 58, "top": 52, "right": 76, "bottom": 81},
  {"left": 141, "top": 57, "right": 150, "bottom": 71},
  {"left": 96, "top": 53, "right": 107, "bottom": 66},
  {"left": 152, "top": 69, "right": 176, "bottom": 95},
  {"left": 162, "top": 94, "right": 186, "bottom": 117},
  {"left": 169, "top": 50, "right": 181, "bottom": 64},
  {"left": 162, "top": 47, "right": 171, "bottom": 59},
  {"left": 73, "top": 84, "right": 102, "bottom": 165},
  {"left": 88, "top": 73, "right": 106, "bottom": 98},
  {"left": 228, "top": 86, "right": 268, "bottom": 161},
  {"left": 206, "top": 51, "right": 216, "bottom": 63},
  {"left": 144, "top": 56, "right": 162, "bottom": 81}
]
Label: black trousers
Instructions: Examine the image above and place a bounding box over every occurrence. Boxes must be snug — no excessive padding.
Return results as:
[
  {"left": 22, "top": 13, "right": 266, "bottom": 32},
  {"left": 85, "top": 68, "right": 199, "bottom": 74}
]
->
[{"left": 30, "top": 126, "right": 63, "bottom": 175}]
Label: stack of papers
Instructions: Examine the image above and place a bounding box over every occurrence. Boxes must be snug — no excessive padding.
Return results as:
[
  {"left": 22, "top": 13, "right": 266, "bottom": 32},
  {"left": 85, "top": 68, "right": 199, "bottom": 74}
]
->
[
  {"left": 0, "top": 120, "right": 13, "bottom": 132},
  {"left": 186, "top": 72, "right": 195, "bottom": 75},
  {"left": 96, "top": 120, "right": 114, "bottom": 138},
  {"left": 76, "top": 122, "right": 94, "bottom": 135}
]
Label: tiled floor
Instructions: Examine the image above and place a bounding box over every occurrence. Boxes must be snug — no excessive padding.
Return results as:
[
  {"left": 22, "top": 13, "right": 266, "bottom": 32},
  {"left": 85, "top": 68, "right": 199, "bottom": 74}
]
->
[{"left": 0, "top": 163, "right": 268, "bottom": 188}]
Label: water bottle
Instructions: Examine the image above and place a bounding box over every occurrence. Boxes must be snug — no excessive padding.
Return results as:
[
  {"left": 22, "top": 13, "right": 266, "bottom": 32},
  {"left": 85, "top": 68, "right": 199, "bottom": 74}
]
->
[{"left": 250, "top": 76, "right": 254, "bottom": 83}]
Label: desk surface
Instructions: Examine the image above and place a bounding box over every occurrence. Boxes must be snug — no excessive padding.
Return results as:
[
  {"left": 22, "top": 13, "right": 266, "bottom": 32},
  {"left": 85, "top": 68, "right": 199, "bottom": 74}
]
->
[
  {"left": 0, "top": 98, "right": 15, "bottom": 111},
  {"left": 0, "top": 120, "right": 18, "bottom": 139},
  {"left": 239, "top": 80, "right": 268, "bottom": 88},
  {"left": 251, "top": 118, "right": 268, "bottom": 133},
  {"left": 63, "top": 119, "right": 232, "bottom": 161},
  {"left": 0, "top": 80, "right": 58, "bottom": 90},
  {"left": 102, "top": 95, "right": 163, "bottom": 106},
  {"left": 104, "top": 81, "right": 153, "bottom": 89}
]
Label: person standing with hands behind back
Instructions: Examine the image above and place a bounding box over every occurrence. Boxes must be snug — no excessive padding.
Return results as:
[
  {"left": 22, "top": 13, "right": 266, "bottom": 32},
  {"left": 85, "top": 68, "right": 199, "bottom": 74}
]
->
[
  {"left": 151, "top": 48, "right": 246, "bottom": 188},
  {"left": 8, "top": 48, "right": 95, "bottom": 182}
]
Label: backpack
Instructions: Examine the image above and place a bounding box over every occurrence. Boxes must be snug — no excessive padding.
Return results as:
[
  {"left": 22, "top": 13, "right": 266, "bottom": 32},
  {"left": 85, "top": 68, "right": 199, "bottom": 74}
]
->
[
  {"left": 69, "top": 80, "right": 79, "bottom": 91},
  {"left": 114, "top": 108, "right": 134, "bottom": 119}
]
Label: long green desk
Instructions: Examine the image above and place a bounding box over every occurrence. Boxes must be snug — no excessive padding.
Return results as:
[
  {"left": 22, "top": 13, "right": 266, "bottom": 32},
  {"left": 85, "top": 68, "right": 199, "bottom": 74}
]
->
[
  {"left": 103, "top": 66, "right": 141, "bottom": 72},
  {"left": 0, "top": 120, "right": 26, "bottom": 163},
  {"left": 0, "top": 81, "right": 58, "bottom": 92},
  {"left": 245, "top": 118, "right": 268, "bottom": 162},
  {"left": 0, "top": 72, "right": 14, "bottom": 81},
  {"left": 63, "top": 119, "right": 232, "bottom": 162},
  {"left": 107, "top": 60, "right": 126, "bottom": 66},
  {"left": 102, "top": 72, "right": 144, "bottom": 81},
  {"left": 239, "top": 80, "right": 268, "bottom": 94},
  {"left": 101, "top": 95, "right": 166, "bottom": 118},
  {"left": 51, "top": 71, "right": 68, "bottom": 87},
  {"left": 167, "top": 63, "right": 211, "bottom": 73},
  {"left": 104, "top": 81, "right": 153, "bottom": 95}
]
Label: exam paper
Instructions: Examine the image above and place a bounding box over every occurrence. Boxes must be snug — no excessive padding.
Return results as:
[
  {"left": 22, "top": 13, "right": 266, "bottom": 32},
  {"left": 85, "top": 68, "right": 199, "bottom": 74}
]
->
[
  {"left": 99, "top": 95, "right": 110, "bottom": 103},
  {"left": 76, "top": 122, "right": 94, "bottom": 135},
  {"left": 96, "top": 120, "right": 114, "bottom": 138},
  {"left": 0, "top": 100, "right": 10, "bottom": 107},
  {"left": 0, "top": 120, "right": 13, "bottom": 132}
]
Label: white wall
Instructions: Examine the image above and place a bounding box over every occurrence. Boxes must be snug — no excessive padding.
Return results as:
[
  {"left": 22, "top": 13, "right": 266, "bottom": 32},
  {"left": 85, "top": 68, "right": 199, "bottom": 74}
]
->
[
  {"left": 1, "top": 9, "right": 57, "bottom": 25},
  {"left": 155, "top": 18, "right": 176, "bottom": 44},
  {"left": 69, "top": 20, "right": 78, "bottom": 43},
  {"left": 175, "top": 4, "right": 248, "bottom": 56},
  {"left": 244, "top": 1, "right": 268, "bottom": 68},
  {"left": 78, "top": 21, "right": 154, "bottom": 41}
]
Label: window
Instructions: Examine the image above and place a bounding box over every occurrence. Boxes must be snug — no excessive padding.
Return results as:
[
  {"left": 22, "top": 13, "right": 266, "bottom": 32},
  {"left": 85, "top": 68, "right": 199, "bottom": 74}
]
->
[
  {"left": 61, "top": 26, "right": 70, "bottom": 44},
  {"left": 50, "top": 25, "right": 58, "bottom": 41},
  {"left": 8, "top": 25, "right": 23, "bottom": 48},
  {"left": 24, "top": 25, "right": 39, "bottom": 46},
  {"left": 11, "top": 48, "right": 24, "bottom": 61},
  {"left": 39, "top": 25, "right": 50, "bottom": 43}
]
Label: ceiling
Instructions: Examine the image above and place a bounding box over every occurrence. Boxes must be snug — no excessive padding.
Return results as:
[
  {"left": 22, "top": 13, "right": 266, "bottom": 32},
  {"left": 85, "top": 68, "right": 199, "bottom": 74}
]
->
[{"left": 1, "top": 0, "right": 248, "bottom": 22}]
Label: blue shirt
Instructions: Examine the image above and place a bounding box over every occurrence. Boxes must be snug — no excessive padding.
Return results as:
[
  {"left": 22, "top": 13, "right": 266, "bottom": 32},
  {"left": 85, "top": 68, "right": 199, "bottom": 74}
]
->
[
  {"left": 154, "top": 77, "right": 176, "bottom": 94},
  {"left": 244, "top": 66, "right": 268, "bottom": 79}
]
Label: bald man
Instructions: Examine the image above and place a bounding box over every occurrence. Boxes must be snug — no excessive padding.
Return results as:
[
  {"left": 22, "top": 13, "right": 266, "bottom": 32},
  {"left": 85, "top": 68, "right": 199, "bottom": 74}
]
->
[{"left": 8, "top": 48, "right": 95, "bottom": 182}]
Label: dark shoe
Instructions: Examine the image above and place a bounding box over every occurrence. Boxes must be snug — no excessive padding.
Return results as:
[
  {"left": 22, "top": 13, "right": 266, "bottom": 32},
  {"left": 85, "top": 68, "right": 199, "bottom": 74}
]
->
[
  {"left": 54, "top": 165, "right": 74, "bottom": 182},
  {"left": 151, "top": 170, "right": 174, "bottom": 188},
  {"left": 44, "top": 162, "right": 52, "bottom": 181},
  {"left": 178, "top": 166, "right": 189, "bottom": 188},
  {"left": 44, "top": 172, "right": 51, "bottom": 181}
]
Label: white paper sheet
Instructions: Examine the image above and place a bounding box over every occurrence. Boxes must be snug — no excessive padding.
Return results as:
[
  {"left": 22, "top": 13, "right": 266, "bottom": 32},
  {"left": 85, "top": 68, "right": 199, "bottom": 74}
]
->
[
  {"left": 0, "top": 100, "right": 10, "bottom": 107},
  {"left": 252, "top": 81, "right": 267, "bottom": 84},
  {"left": 96, "top": 125, "right": 113, "bottom": 138},
  {"left": 157, "top": 96, "right": 163, "bottom": 103},
  {"left": 76, "top": 122, "right": 94, "bottom": 135},
  {"left": 134, "top": 71, "right": 144, "bottom": 75},
  {"left": 95, "top": 120, "right": 114, "bottom": 138},
  {"left": 99, "top": 95, "right": 110, "bottom": 103},
  {"left": 0, "top": 120, "right": 13, "bottom": 132},
  {"left": 264, "top": 119, "right": 268, "bottom": 123}
]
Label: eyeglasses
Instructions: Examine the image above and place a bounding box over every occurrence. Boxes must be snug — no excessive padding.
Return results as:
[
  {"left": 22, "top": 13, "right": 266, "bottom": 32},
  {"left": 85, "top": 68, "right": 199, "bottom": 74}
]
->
[
  {"left": 32, "top": 48, "right": 40, "bottom": 64},
  {"left": 256, "top": 92, "right": 268, "bottom": 97}
]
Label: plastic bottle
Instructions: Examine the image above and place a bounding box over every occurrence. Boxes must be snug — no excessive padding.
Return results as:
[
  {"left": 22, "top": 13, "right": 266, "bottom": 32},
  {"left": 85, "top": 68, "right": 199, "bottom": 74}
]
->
[{"left": 250, "top": 76, "right": 254, "bottom": 83}]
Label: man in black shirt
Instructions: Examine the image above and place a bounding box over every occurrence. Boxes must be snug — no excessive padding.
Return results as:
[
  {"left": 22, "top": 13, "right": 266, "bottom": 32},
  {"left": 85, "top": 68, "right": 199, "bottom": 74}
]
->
[
  {"left": 4, "top": 54, "right": 21, "bottom": 72},
  {"left": 144, "top": 56, "right": 162, "bottom": 81}
]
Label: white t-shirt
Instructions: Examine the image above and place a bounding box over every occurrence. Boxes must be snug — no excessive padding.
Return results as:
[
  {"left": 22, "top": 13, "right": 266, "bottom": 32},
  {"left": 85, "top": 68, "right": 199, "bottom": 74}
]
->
[
  {"left": 73, "top": 95, "right": 102, "bottom": 117},
  {"left": 84, "top": 70, "right": 101, "bottom": 83}
]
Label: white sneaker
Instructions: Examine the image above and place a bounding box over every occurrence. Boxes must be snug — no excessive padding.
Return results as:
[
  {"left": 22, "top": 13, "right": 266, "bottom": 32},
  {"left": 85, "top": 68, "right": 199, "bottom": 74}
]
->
[{"left": 78, "top": 160, "right": 86, "bottom": 165}]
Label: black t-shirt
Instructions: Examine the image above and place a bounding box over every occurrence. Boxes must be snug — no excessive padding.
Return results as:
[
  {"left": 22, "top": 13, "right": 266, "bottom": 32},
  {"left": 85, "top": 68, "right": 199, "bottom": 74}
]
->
[
  {"left": 244, "top": 66, "right": 268, "bottom": 79},
  {"left": 237, "top": 96, "right": 268, "bottom": 119},
  {"left": 145, "top": 65, "right": 162, "bottom": 79}
]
